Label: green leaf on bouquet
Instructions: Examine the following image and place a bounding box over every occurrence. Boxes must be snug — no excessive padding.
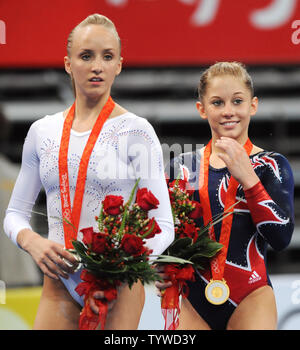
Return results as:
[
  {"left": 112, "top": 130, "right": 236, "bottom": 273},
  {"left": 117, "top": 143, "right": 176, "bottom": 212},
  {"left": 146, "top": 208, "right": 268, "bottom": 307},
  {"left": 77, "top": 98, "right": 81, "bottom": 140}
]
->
[
  {"left": 152, "top": 254, "right": 193, "bottom": 265},
  {"left": 141, "top": 219, "right": 156, "bottom": 239},
  {"left": 97, "top": 205, "right": 104, "bottom": 232},
  {"left": 190, "top": 242, "right": 222, "bottom": 259},
  {"left": 118, "top": 177, "right": 140, "bottom": 238},
  {"left": 168, "top": 237, "right": 194, "bottom": 252},
  {"left": 72, "top": 240, "right": 88, "bottom": 255}
]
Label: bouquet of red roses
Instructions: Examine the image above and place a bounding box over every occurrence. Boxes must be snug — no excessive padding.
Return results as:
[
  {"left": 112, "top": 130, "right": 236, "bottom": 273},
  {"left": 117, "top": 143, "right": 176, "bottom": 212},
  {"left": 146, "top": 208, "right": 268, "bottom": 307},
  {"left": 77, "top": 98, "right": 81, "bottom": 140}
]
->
[
  {"left": 71, "top": 179, "right": 163, "bottom": 330},
  {"left": 155, "top": 177, "right": 223, "bottom": 330}
]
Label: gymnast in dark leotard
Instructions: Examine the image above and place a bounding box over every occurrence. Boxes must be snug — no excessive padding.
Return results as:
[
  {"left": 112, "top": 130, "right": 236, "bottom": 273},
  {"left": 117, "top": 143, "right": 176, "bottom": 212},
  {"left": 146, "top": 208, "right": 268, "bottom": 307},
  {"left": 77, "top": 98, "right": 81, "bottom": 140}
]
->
[{"left": 156, "top": 62, "right": 294, "bottom": 330}]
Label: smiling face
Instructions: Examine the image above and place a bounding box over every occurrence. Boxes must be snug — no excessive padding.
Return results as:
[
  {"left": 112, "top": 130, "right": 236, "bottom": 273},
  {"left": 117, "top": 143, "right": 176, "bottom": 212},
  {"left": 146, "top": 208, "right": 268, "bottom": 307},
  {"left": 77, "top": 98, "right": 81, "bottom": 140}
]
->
[
  {"left": 196, "top": 75, "right": 258, "bottom": 144},
  {"left": 64, "top": 24, "right": 122, "bottom": 101}
]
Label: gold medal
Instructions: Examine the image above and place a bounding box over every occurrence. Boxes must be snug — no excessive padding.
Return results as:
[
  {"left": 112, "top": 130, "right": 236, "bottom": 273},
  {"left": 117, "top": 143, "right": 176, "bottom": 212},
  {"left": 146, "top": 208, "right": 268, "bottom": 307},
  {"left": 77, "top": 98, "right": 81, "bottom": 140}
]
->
[{"left": 205, "top": 279, "right": 230, "bottom": 305}]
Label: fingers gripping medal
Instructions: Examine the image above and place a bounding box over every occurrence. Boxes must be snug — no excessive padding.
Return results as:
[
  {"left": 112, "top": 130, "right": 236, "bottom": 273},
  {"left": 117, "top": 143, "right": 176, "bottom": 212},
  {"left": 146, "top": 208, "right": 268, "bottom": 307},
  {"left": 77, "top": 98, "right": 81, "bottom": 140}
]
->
[{"left": 199, "top": 139, "right": 253, "bottom": 305}]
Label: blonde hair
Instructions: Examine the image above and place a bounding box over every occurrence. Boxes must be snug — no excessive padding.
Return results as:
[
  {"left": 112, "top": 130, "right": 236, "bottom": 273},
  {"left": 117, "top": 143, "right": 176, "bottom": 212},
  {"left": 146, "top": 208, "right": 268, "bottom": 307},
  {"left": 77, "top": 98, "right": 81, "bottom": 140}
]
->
[
  {"left": 198, "top": 61, "right": 254, "bottom": 101},
  {"left": 67, "top": 13, "right": 121, "bottom": 57},
  {"left": 66, "top": 14, "right": 121, "bottom": 96}
]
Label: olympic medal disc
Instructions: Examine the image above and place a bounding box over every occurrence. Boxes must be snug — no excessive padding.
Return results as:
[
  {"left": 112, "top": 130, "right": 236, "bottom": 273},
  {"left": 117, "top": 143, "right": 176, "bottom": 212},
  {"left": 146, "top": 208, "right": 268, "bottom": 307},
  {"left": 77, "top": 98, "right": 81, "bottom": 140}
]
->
[
  {"left": 63, "top": 248, "right": 82, "bottom": 273},
  {"left": 205, "top": 279, "right": 230, "bottom": 305}
]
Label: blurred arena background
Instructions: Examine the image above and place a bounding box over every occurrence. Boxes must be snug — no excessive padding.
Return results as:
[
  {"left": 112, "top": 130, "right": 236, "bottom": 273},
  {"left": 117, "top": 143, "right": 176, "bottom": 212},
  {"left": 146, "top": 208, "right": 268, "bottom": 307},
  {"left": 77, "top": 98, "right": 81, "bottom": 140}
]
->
[{"left": 0, "top": 0, "right": 300, "bottom": 330}]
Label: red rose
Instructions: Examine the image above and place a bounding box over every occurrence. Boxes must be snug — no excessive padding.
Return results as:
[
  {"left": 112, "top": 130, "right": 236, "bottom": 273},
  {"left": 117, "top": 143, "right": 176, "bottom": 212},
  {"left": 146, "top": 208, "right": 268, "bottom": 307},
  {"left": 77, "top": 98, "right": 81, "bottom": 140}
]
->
[
  {"left": 189, "top": 201, "right": 203, "bottom": 219},
  {"left": 181, "top": 222, "right": 198, "bottom": 242},
  {"left": 169, "top": 179, "right": 188, "bottom": 191},
  {"left": 169, "top": 179, "right": 194, "bottom": 196},
  {"left": 136, "top": 188, "right": 159, "bottom": 211},
  {"left": 80, "top": 227, "right": 94, "bottom": 246},
  {"left": 143, "top": 218, "right": 161, "bottom": 238},
  {"left": 121, "top": 234, "right": 147, "bottom": 257},
  {"left": 91, "top": 233, "right": 107, "bottom": 254},
  {"left": 102, "top": 195, "right": 124, "bottom": 215}
]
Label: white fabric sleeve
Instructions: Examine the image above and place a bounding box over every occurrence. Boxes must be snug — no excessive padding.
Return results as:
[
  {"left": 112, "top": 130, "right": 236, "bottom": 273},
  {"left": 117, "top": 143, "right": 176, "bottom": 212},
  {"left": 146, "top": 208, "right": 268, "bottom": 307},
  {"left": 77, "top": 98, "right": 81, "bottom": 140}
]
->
[
  {"left": 3, "top": 122, "right": 42, "bottom": 246},
  {"left": 126, "top": 117, "right": 174, "bottom": 257}
]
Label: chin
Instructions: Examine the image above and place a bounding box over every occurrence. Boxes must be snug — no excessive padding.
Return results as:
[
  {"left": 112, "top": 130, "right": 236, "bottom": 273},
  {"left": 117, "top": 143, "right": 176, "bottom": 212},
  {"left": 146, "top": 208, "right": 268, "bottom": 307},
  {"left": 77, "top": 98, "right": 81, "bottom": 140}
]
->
[
  {"left": 222, "top": 129, "right": 245, "bottom": 140},
  {"left": 86, "top": 90, "right": 106, "bottom": 101}
]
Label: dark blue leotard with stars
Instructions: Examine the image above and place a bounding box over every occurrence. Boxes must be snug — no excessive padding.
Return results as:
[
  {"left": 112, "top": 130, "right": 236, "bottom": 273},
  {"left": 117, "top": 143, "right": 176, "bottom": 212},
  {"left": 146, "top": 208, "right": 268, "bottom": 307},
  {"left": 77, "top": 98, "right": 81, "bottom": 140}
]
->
[{"left": 167, "top": 149, "right": 294, "bottom": 329}]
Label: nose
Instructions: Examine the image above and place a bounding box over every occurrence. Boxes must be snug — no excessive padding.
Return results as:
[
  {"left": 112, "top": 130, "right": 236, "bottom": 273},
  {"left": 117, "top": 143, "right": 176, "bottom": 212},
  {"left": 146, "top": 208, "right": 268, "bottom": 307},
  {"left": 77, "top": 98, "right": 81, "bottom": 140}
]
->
[
  {"left": 91, "top": 56, "right": 103, "bottom": 74},
  {"left": 222, "top": 102, "right": 234, "bottom": 117}
]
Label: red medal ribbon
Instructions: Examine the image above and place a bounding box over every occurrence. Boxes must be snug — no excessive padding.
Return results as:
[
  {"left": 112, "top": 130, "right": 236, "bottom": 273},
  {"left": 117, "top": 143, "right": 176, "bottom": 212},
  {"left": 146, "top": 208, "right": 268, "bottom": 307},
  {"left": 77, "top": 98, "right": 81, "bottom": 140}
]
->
[
  {"left": 59, "top": 96, "right": 115, "bottom": 249},
  {"left": 198, "top": 138, "right": 253, "bottom": 280}
]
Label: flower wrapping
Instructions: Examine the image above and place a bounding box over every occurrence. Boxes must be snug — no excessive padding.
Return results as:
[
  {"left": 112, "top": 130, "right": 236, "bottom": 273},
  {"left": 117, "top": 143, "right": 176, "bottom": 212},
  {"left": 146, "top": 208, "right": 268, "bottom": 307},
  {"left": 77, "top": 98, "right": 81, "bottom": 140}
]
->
[
  {"left": 75, "top": 270, "right": 119, "bottom": 330},
  {"left": 161, "top": 264, "right": 195, "bottom": 330},
  {"left": 71, "top": 179, "right": 162, "bottom": 330}
]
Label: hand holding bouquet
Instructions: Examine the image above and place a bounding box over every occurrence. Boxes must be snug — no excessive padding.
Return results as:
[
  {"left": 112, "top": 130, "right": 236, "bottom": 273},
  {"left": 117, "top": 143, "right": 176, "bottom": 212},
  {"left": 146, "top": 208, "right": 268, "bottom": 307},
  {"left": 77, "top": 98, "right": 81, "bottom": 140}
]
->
[
  {"left": 71, "top": 179, "right": 162, "bottom": 330},
  {"left": 155, "top": 177, "right": 223, "bottom": 330}
]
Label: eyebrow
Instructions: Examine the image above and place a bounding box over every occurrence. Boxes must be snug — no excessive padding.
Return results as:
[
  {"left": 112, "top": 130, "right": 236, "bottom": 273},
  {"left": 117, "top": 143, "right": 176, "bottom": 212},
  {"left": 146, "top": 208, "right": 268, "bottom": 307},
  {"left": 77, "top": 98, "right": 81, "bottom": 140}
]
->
[
  {"left": 210, "top": 92, "right": 245, "bottom": 99},
  {"left": 79, "top": 48, "right": 115, "bottom": 52},
  {"left": 79, "top": 48, "right": 93, "bottom": 54}
]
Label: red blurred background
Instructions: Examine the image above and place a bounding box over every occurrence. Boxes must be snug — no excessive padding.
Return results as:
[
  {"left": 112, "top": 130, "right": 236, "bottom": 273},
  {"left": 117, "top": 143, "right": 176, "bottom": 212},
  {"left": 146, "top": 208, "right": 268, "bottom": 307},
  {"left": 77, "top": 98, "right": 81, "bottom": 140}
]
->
[{"left": 0, "top": 0, "right": 299, "bottom": 68}]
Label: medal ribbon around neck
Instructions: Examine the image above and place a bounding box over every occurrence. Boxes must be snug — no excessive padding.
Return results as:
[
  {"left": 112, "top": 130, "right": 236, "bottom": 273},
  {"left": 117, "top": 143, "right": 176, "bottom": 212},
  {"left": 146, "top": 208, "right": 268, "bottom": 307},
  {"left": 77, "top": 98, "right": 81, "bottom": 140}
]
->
[
  {"left": 198, "top": 138, "right": 253, "bottom": 280},
  {"left": 59, "top": 96, "right": 115, "bottom": 249}
]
